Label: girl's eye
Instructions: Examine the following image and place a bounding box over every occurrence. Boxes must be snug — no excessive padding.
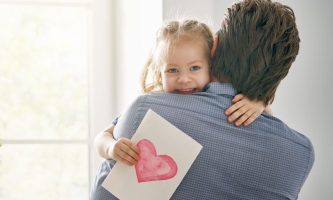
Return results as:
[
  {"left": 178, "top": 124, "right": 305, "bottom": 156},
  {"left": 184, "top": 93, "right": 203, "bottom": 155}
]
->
[
  {"left": 168, "top": 68, "right": 178, "bottom": 73},
  {"left": 190, "top": 66, "right": 200, "bottom": 71}
]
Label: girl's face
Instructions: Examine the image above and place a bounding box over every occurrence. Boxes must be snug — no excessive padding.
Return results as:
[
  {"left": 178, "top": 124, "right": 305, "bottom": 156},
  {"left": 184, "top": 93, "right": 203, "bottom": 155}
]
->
[{"left": 160, "top": 41, "right": 210, "bottom": 94}]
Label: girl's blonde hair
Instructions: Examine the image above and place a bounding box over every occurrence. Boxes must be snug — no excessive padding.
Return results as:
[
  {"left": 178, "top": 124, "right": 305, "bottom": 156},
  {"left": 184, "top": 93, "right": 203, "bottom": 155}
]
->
[{"left": 140, "top": 19, "right": 214, "bottom": 94}]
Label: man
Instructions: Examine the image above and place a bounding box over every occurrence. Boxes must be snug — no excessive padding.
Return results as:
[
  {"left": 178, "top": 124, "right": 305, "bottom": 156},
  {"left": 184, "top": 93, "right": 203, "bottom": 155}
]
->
[{"left": 91, "top": 0, "right": 314, "bottom": 199}]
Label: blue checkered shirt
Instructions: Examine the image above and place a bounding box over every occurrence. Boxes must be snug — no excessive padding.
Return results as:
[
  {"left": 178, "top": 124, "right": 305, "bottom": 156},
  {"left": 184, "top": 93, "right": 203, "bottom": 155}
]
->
[{"left": 91, "top": 82, "right": 314, "bottom": 200}]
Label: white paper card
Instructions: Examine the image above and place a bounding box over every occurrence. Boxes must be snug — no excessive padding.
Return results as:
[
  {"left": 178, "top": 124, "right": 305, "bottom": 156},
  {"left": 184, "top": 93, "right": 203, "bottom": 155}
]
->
[{"left": 102, "top": 109, "right": 203, "bottom": 200}]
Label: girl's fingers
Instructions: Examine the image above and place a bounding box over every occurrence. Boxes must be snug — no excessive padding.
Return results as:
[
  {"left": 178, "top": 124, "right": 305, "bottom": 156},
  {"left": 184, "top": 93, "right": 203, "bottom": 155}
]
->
[
  {"left": 121, "top": 150, "right": 138, "bottom": 165},
  {"left": 234, "top": 110, "right": 256, "bottom": 126},
  {"left": 243, "top": 112, "right": 259, "bottom": 126},
  {"left": 227, "top": 105, "right": 248, "bottom": 123},
  {"left": 115, "top": 154, "right": 136, "bottom": 166},
  {"left": 113, "top": 138, "right": 140, "bottom": 165},
  {"left": 123, "top": 139, "right": 140, "bottom": 155},
  {"left": 225, "top": 101, "right": 245, "bottom": 116},
  {"left": 232, "top": 94, "right": 245, "bottom": 103}
]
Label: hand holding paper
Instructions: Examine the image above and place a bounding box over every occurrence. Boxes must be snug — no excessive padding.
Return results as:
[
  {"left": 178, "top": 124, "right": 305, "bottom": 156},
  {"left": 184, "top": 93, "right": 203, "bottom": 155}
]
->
[
  {"left": 110, "top": 137, "right": 140, "bottom": 166},
  {"left": 102, "top": 109, "right": 202, "bottom": 200}
]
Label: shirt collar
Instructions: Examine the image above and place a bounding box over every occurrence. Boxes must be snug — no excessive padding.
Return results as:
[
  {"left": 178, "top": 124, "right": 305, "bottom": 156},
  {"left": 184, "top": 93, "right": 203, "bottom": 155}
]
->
[{"left": 203, "top": 82, "right": 237, "bottom": 96}]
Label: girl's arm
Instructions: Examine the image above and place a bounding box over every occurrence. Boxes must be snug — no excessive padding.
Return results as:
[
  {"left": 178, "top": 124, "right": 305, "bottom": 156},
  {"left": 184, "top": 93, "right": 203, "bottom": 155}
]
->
[
  {"left": 94, "top": 124, "right": 140, "bottom": 166},
  {"left": 225, "top": 94, "right": 274, "bottom": 126}
]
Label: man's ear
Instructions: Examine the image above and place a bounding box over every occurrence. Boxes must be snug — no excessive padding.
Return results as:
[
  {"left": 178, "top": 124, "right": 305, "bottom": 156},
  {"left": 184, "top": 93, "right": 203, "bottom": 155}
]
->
[{"left": 211, "top": 35, "right": 218, "bottom": 59}]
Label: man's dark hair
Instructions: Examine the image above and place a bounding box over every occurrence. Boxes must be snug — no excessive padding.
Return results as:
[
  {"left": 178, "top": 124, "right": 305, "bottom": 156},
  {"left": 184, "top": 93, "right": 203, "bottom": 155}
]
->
[{"left": 212, "top": 0, "right": 300, "bottom": 105}]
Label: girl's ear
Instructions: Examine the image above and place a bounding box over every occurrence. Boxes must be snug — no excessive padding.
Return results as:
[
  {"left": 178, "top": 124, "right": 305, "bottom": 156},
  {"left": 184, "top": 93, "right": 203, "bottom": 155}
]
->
[{"left": 211, "top": 35, "right": 218, "bottom": 59}]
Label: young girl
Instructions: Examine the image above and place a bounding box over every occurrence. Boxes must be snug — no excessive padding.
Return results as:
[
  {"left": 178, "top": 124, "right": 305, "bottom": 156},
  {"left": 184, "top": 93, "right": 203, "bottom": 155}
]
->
[{"left": 94, "top": 19, "right": 273, "bottom": 166}]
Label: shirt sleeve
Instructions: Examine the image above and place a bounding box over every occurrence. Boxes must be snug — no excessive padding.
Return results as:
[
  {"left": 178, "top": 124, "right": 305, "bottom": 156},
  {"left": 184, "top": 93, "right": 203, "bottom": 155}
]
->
[{"left": 111, "top": 114, "right": 121, "bottom": 125}]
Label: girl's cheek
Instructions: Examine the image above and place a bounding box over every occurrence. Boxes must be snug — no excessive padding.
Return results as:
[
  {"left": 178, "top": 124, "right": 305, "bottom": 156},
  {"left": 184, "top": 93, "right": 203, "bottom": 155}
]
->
[{"left": 161, "top": 78, "right": 169, "bottom": 92}]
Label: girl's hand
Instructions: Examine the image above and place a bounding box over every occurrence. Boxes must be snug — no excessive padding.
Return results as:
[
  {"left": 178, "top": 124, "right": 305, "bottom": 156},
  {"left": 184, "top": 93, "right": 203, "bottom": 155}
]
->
[
  {"left": 225, "top": 94, "right": 265, "bottom": 126},
  {"left": 109, "top": 137, "right": 140, "bottom": 166}
]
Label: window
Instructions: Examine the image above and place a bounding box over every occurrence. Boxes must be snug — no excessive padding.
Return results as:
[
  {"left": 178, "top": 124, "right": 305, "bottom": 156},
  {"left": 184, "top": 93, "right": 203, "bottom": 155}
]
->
[
  {"left": 0, "top": 0, "right": 162, "bottom": 199},
  {"left": 0, "top": 1, "right": 94, "bottom": 199}
]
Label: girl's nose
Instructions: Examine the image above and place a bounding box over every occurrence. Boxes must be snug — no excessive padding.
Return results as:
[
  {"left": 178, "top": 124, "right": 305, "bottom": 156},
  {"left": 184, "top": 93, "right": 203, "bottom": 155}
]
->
[{"left": 178, "top": 74, "right": 191, "bottom": 83}]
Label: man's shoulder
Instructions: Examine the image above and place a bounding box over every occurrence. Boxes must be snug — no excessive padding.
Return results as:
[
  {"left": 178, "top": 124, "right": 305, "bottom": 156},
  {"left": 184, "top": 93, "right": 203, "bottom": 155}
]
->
[
  {"left": 259, "top": 114, "right": 314, "bottom": 152},
  {"left": 287, "top": 125, "right": 314, "bottom": 155}
]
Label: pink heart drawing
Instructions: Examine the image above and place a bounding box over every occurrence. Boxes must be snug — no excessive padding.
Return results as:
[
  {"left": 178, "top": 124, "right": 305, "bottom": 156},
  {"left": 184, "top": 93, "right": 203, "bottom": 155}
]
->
[{"left": 135, "top": 139, "right": 178, "bottom": 183}]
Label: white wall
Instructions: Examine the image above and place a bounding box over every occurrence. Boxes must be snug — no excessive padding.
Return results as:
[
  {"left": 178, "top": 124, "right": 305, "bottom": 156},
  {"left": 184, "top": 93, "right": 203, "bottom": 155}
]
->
[
  {"left": 272, "top": 1, "right": 333, "bottom": 199},
  {"left": 163, "top": 0, "right": 332, "bottom": 199},
  {"left": 90, "top": 0, "right": 115, "bottom": 187},
  {"left": 113, "top": 0, "right": 163, "bottom": 114},
  {"left": 163, "top": 0, "right": 214, "bottom": 28}
]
